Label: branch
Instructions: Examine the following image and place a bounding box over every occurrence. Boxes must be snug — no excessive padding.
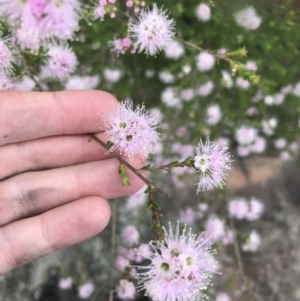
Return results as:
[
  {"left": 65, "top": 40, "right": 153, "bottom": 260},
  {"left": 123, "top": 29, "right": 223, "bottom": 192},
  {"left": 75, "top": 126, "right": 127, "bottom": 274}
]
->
[
  {"left": 176, "top": 38, "right": 232, "bottom": 63},
  {"left": 20, "top": 52, "right": 44, "bottom": 92},
  {"left": 90, "top": 134, "right": 170, "bottom": 198},
  {"left": 230, "top": 217, "right": 258, "bottom": 301}
]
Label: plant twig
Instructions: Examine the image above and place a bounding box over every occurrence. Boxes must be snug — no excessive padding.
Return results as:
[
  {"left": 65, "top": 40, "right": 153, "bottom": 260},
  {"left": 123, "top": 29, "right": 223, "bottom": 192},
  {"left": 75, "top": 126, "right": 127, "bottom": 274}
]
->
[
  {"left": 230, "top": 217, "right": 258, "bottom": 301},
  {"left": 147, "top": 186, "right": 164, "bottom": 242},
  {"left": 20, "top": 52, "right": 44, "bottom": 92},
  {"left": 108, "top": 198, "right": 117, "bottom": 301},
  {"left": 176, "top": 38, "right": 232, "bottom": 63},
  {"left": 90, "top": 134, "right": 170, "bottom": 198}
]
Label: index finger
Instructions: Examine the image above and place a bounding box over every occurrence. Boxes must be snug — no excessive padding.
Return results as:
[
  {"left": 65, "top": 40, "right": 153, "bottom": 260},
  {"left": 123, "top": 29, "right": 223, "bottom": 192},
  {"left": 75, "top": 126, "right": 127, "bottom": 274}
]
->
[{"left": 0, "top": 90, "right": 118, "bottom": 145}]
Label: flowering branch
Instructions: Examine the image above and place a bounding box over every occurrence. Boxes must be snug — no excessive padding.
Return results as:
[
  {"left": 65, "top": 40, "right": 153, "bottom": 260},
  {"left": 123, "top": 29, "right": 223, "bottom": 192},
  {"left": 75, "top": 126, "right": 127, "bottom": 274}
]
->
[
  {"left": 90, "top": 134, "right": 170, "bottom": 198},
  {"left": 177, "top": 38, "right": 260, "bottom": 84}
]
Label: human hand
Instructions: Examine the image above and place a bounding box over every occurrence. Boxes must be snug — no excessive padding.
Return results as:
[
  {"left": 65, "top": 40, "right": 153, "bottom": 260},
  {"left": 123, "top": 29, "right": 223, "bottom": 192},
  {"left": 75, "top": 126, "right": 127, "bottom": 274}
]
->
[{"left": 0, "top": 90, "right": 145, "bottom": 274}]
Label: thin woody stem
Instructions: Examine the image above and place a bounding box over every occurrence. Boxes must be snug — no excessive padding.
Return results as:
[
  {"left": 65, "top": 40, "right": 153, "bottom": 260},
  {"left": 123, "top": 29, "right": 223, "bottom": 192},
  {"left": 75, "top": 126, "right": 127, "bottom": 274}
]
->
[
  {"left": 139, "top": 157, "right": 194, "bottom": 172},
  {"left": 90, "top": 134, "right": 170, "bottom": 198},
  {"left": 176, "top": 38, "right": 232, "bottom": 63},
  {"left": 230, "top": 217, "right": 258, "bottom": 301},
  {"left": 20, "top": 52, "right": 44, "bottom": 92},
  {"left": 108, "top": 198, "right": 117, "bottom": 301},
  {"left": 147, "top": 161, "right": 187, "bottom": 171},
  {"left": 147, "top": 186, "right": 165, "bottom": 242}
]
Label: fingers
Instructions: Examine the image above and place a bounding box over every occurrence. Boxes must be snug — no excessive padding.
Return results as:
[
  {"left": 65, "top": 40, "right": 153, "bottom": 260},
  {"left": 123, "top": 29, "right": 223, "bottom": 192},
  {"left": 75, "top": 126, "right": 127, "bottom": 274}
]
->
[
  {"left": 0, "top": 157, "right": 145, "bottom": 226},
  {"left": 0, "top": 196, "right": 111, "bottom": 275},
  {"left": 0, "top": 132, "right": 112, "bottom": 181},
  {"left": 0, "top": 90, "right": 118, "bottom": 145}
]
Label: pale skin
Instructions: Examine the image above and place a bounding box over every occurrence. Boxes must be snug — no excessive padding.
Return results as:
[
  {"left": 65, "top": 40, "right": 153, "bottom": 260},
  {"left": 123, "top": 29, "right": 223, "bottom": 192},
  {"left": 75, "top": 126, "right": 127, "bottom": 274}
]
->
[{"left": 0, "top": 90, "right": 145, "bottom": 274}]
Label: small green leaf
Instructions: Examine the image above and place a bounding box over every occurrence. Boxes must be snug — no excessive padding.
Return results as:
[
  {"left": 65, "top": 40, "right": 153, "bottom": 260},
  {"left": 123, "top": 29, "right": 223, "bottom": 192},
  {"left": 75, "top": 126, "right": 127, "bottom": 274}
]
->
[
  {"left": 169, "top": 161, "right": 180, "bottom": 167},
  {"left": 106, "top": 140, "right": 114, "bottom": 150},
  {"left": 118, "top": 164, "right": 131, "bottom": 186},
  {"left": 153, "top": 202, "right": 161, "bottom": 210},
  {"left": 140, "top": 164, "right": 151, "bottom": 171}
]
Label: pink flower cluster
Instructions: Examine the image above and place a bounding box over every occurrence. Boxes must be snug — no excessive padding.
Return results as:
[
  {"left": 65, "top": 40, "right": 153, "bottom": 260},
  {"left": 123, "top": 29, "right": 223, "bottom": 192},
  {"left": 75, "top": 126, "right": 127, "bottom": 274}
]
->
[
  {"left": 235, "top": 125, "right": 266, "bottom": 157},
  {"left": 104, "top": 101, "right": 161, "bottom": 158},
  {"left": 136, "top": 222, "right": 217, "bottom": 301},
  {"left": 40, "top": 45, "right": 77, "bottom": 80},
  {"left": 129, "top": 4, "right": 175, "bottom": 55},
  {"left": 228, "top": 197, "right": 264, "bottom": 221},
  {"left": 116, "top": 279, "right": 136, "bottom": 300},
  {"left": 193, "top": 138, "right": 232, "bottom": 193},
  {"left": 109, "top": 37, "right": 134, "bottom": 55},
  {"left": 94, "top": 0, "right": 117, "bottom": 21},
  {"left": 0, "top": 0, "right": 81, "bottom": 50}
]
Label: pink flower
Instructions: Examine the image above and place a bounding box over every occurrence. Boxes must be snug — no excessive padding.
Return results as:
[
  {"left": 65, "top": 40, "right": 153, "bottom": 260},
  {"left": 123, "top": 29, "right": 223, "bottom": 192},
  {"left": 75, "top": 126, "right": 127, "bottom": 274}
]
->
[
  {"left": 250, "top": 136, "right": 266, "bottom": 153},
  {"left": 214, "top": 137, "right": 229, "bottom": 148},
  {"left": 0, "top": 73, "right": 15, "bottom": 90},
  {"left": 164, "top": 40, "right": 185, "bottom": 59},
  {"left": 196, "top": 52, "right": 215, "bottom": 72},
  {"left": 237, "top": 145, "right": 251, "bottom": 157},
  {"left": 115, "top": 255, "right": 130, "bottom": 272},
  {"left": 104, "top": 101, "right": 160, "bottom": 158},
  {"left": 242, "top": 231, "right": 261, "bottom": 252},
  {"left": 246, "top": 197, "right": 264, "bottom": 221},
  {"left": 247, "top": 106, "right": 258, "bottom": 116},
  {"left": 228, "top": 198, "right": 248, "bottom": 219},
  {"left": 0, "top": 37, "right": 14, "bottom": 74},
  {"left": 197, "top": 80, "right": 214, "bottom": 96},
  {"left": 135, "top": 243, "right": 151, "bottom": 262},
  {"left": 121, "top": 225, "right": 140, "bottom": 246},
  {"left": 180, "top": 88, "right": 194, "bottom": 101},
  {"left": 245, "top": 61, "right": 258, "bottom": 72},
  {"left": 109, "top": 37, "right": 132, "bottom": 55},
  {"left": 235, "top": 126, "right": 257, "bottom": 145},
  {"left": 204, "top": 215, "right": 225, "bottom": 242},
  {"left": 41, "top": 45, "right": 77, "bottom": 80},
  {"left": 234, "top": 6, "right": 262, "bottom": 30},
  {"left": 129, "top": 4, "right": 175, "bottom": 55},
  {"left": 179, "top": 207, "right": 197, "bottom": 224},
  {"left": 3, "top": 0, "right": 81, "bottom": 48},
  {"left": 16, "top": 76, "right": 36, "bottom": 91},
  {"left": 59, "top": 277, "right": 72, "bottom": 290},
  {"left": 236, "top": 77, "right": 250, "bottom": 90},
  {"left": 216, "top": 293, "right": 231, "bottom": 301},
  {"left": 193, "top": 138, "right": 232, "bottom": 192},
  {"left": 15, "top": 26, "right": 40, "bottom": 51},
  {"left": 198, "top": 203, "right": 208, "bottom": 212},
  {"left": 222, "top": 230, "right": 235, "bottom": 245},
  {"left": 206, "top": 104, "right": 222, "bottom": 125},
  {"left": 94, "top": 5, "right": 106, "bottom": 20},
  {"left": 65, "top": 75, "right": 100, "bottom": 90},
  {"left": 274, "top": 138, "right": 287, "bottom": 149},
  {"left": 136, "top": 222, "right": 217, "bottom": 301},
  {"left": 116, "top": 279, "right": 136, "bottom": 300},
  {"left": 78, "top": 282, "right": 94, "bottom": 299},
  {"left": 195, "top": 3, "right": 211, "bottom": 22}
]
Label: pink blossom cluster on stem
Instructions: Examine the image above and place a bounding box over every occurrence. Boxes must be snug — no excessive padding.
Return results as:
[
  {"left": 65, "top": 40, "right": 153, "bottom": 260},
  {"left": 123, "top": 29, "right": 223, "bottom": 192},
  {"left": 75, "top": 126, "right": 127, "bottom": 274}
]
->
[
  {"left": 193, "top": 138, "right": 232, "bottom": 193},
  {"left": 129, "top": 4, "right": 175, "bottom": 56},
  {"left": 103, "top": 101, "right": 161, "bottom": 158},
  {"left": 0, "top": 0, "right": 81, "bottom": 50},
  {"left": 135, "top": 222, "right": 217, "bottom": 301}
]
